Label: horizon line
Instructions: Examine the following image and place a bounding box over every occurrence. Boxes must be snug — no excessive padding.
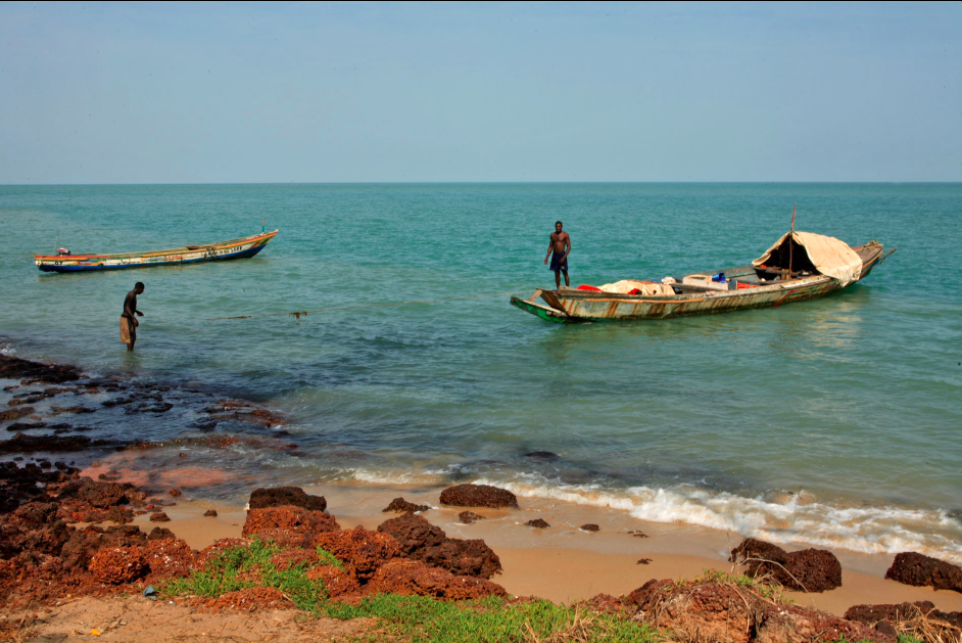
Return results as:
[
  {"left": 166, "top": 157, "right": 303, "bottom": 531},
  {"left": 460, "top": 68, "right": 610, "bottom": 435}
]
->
[{"left": 2, "top": 180, "right": 961, "bottom": 188}]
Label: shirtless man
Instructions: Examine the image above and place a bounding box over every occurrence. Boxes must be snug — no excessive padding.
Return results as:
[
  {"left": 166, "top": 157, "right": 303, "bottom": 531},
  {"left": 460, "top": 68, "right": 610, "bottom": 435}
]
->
[
  {"left": 121, "top": 282, "right": 145, "bottom": 352},
  {"left": 544, "top": 221, "right": 571, "bottom": 289}
]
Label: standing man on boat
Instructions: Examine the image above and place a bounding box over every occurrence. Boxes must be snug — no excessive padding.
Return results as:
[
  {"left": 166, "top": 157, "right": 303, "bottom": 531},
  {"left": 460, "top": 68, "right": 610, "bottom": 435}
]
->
[
  {"left": 121, "top": 282, "right": 145, "bottom": 352},
  {"left": 545, "top": 221, "right": 571, "bottom": 289}
]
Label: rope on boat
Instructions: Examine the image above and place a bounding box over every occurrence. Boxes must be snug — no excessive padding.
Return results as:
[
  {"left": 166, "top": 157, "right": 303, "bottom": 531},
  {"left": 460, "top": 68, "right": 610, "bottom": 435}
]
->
[{"left": 204, "top": 291, "right": 530, "bottom": 321}]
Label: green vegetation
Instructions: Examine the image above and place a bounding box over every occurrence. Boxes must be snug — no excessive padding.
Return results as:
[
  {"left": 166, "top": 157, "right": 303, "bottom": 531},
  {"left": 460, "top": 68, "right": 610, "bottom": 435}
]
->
[
  {"left": 162, "top": 539, "right": 331, "bottom": 611},
  {"left": 162, "top": 540, "right": 660, "bottom": 642},
  {"left": 161, "top": 542, "right": 921, "bottom": 643},
  {"left": 314, "top": 545, "right": 343, "bottom": 569},
  {"left": 692, "top": 568, "right": 794, "bottom": 604},
  {"left": 323, "top": 594, "right": 660, "bottom": 643}
]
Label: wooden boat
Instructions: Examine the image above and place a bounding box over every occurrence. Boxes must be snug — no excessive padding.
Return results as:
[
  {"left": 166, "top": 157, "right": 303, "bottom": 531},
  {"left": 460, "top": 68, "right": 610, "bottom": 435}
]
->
[
  {"left": 511, "top": 231, "right": 896, "bottom": 323},
  {"left": 34, "top": 230, "right": 279, "bottom": 273}
]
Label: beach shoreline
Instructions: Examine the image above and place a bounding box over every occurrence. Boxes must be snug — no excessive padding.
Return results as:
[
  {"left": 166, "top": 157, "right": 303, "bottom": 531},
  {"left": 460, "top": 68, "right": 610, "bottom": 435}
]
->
[
  {"left": 4, "top": 347, "right": 962, "bottom": 640},
  {"left": 117, "top": 484, "right": 962, "bottom": 618}
]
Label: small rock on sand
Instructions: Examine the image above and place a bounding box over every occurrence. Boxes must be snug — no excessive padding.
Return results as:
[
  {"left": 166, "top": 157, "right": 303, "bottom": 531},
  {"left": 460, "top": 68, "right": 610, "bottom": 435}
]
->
[
  {"left": 458, "top": 511, "right": 485, "bottom": 524},
  {"left": 526, "top": 519, "right": 550, "bottom": 529},
  {"left": 382, "top": 497, "right": 429, "bottom": 513}
]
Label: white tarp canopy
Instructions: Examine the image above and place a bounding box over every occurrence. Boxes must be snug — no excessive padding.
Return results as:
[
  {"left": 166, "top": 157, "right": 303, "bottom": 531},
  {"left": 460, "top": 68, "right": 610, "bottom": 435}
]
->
[
  {"left": 599, "top": 280, "right": 676, "bottom": 296},
  {"left": 753, "top": 231, "right": 863, "bottom": 286}
]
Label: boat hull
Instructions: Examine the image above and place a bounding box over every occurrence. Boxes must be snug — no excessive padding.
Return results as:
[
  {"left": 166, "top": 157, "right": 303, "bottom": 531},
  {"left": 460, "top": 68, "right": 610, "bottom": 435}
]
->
[
  {"left": 553, "top": 275, "right": 843, "bottom": 321},
  {"left": 35, "top": 230, "right": 278, "bottom": 273},
  {"left": 512, "top": 241, "right": 894, "bottom": 323}
]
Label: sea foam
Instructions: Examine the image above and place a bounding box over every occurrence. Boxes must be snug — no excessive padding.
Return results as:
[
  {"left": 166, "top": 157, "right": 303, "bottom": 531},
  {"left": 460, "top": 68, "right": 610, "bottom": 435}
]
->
[{"left": 470, "top": 475, "right": 962, "bottom": 564}]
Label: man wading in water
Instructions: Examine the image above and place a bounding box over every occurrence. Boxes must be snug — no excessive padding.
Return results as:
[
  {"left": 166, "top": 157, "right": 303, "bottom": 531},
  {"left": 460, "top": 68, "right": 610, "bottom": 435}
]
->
[
  {"left": 544, "top": 221, "right": 571, "bottom": 290},
  {"left": 121, "top": 282, "right": 145, "bottom": 351}
]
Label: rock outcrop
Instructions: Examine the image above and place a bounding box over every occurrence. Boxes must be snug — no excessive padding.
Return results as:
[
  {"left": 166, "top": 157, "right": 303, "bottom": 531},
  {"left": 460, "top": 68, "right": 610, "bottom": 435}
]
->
[
  {"left": 730, "top": 537, "right": 842, "bottom": 592},
  {"left": 377, "top": 513, "right": 502, "bottom": 579},
  {"left": 367, "top": 559, "right": 507, "bottom": 600},
  {"left": 382, "top": 497, "right": 429, "bottom": 513},
  {"left": 624, "top": 578, "right": 886, "bottom": 643},
  {"left": 845, "top": 601, "right": 962, "bottom": 642},
  {"left": 241, "top": 506, "right": 339, "bottom": 548},
  {"left": 885, "top": 552, "right": 962, "bottom": 593},
  {"left": 248, "top": 487, "right": 327, "bottom": 512},
  {"left": 439, "top": 484, "right": 518, "bottom": 508},
  {"left": 314, "top": 526, "right": 404, "bottom": 582}
]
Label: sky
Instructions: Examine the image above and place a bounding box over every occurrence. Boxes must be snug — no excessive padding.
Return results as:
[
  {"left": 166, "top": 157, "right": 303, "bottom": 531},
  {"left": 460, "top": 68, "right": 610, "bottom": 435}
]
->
[{"left": 1, "top": 1, "right": 960, "bottom": 183}]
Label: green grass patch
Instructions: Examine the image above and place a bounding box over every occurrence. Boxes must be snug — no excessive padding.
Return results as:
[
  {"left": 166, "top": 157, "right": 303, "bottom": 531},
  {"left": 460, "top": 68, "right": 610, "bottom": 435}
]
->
[
  {"left": 162, "top": 539, "right": 333, "bottom": 612},
  {"left": 166, "top": 542, "right": 910, "bottom": 643},
  {"left": 162, "top": 539, "right": 659, "bottom": 641},
  {"left": 323, "top": 594, "right": 659, "bottom": 643}
]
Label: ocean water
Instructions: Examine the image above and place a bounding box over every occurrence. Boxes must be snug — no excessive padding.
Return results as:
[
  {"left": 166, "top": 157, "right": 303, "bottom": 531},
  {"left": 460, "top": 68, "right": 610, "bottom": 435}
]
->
[{"left": 1, "top": 183, "right": 961, "bottom": 560}]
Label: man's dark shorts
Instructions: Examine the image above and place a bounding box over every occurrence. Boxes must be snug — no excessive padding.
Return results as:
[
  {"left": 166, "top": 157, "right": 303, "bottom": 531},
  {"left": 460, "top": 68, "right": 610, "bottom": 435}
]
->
[{"left": 550, "top": 252, "right": 568, "bottom": 272}]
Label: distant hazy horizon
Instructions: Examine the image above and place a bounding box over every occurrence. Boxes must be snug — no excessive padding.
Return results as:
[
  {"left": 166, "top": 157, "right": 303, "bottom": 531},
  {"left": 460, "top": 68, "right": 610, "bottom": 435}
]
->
[
  {"left": 2, "top": 1, "right": 960, "bottom": 184},
  {"left": 4, "top": 180, "right": 961, "bottom": 187}
]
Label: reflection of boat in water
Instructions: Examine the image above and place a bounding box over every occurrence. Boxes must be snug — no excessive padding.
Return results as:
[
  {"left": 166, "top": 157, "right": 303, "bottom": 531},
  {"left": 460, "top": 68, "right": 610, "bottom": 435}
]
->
[
  {"left": 511, "top": 231, "right": 896, "bottom": 323},
  {"left": 34, "top": 230, "right": 279, "bottom": 273}
]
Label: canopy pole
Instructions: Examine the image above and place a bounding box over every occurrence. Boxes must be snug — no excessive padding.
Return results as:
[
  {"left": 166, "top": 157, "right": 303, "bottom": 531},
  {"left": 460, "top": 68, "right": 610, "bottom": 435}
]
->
[{"left": 788, "top": 204, "right": 796, "bottom": 280}]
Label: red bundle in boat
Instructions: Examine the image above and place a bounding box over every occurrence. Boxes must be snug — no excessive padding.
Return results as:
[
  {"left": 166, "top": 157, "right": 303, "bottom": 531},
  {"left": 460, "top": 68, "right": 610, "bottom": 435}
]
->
[
  {"left": 577, "top": 284, "right": 602, "bottom": 291},
  {"left": 736, "top": 282, "right": 758, "bottom": 289}
]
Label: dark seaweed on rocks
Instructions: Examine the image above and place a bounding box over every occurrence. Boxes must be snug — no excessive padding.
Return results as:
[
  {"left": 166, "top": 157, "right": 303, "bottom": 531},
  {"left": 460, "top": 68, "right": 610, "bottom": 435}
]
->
[
  {"left": 0, "top": 461, "right": 78, "bottom": 513},
  {"left": 6, "top": 422, "right": 46, "bottom": 432},
  {"left": 0, "top": 354, "right": 81, "bottom": 384},
  {"left": 57, "top": 478, "right": 132, "bottom": 508},
  {"left": 0, "top": 433, "right": 94, "bottom": 454},
  {"left": 0, "top": 406, "right": 36, "bottom": 422}
]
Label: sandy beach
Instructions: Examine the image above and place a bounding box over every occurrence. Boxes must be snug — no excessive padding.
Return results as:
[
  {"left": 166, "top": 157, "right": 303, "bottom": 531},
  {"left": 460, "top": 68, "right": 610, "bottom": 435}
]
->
[{"left": 113, "top": 479, "right": 962, "bottom": 617}]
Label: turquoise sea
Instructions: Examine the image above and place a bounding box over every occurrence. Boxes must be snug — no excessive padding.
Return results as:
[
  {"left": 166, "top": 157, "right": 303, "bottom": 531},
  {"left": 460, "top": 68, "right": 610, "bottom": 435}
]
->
[{"left": 1, "top": 183, "right": 960, "bottom": 560}]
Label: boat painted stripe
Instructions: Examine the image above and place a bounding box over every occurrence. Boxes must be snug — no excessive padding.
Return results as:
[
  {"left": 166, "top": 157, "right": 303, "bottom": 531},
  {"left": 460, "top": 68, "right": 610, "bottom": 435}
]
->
[{"left": 37, "top": 245, "right": 266, "bottom": 272}]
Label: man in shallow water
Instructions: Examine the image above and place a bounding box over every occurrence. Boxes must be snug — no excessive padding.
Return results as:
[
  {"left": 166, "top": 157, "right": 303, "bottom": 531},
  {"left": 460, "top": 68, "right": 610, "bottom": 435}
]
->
[
  {"left": 121, "top": 282, "right": 145, "bottom": 352},
  {"left": 544, "top": 221, "right": 571, "bottom": 289}
]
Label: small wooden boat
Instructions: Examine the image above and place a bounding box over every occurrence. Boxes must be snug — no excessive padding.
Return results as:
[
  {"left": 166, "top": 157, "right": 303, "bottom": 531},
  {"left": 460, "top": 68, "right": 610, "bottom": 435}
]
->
[
  {"left": 511, "top": 231, "right": 896, "bottom": 323},
  {"left": 34, "top": 230, "right": 279, "bottom": 273}
]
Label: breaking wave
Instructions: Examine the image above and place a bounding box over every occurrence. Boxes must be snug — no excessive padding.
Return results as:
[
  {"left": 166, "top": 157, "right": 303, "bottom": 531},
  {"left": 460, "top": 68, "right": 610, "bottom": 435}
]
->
[{"left": 468, "top": 475, "right": 962, "bottom": 564}]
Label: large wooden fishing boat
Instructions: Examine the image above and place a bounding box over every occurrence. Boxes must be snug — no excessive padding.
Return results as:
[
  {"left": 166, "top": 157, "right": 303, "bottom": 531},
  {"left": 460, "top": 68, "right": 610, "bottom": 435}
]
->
[
  {"left": 34, "top": 230, "right": 279, "bottom": 273},
  {"left": 511, "top": 231, "right": 895, "bottom": 323}
]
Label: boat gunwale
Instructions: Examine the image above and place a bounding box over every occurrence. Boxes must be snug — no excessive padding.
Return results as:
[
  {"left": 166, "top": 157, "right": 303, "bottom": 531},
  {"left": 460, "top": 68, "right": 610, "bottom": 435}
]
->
[{"left": 33, "top": 230, "right": 279, "bottom": 262}]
